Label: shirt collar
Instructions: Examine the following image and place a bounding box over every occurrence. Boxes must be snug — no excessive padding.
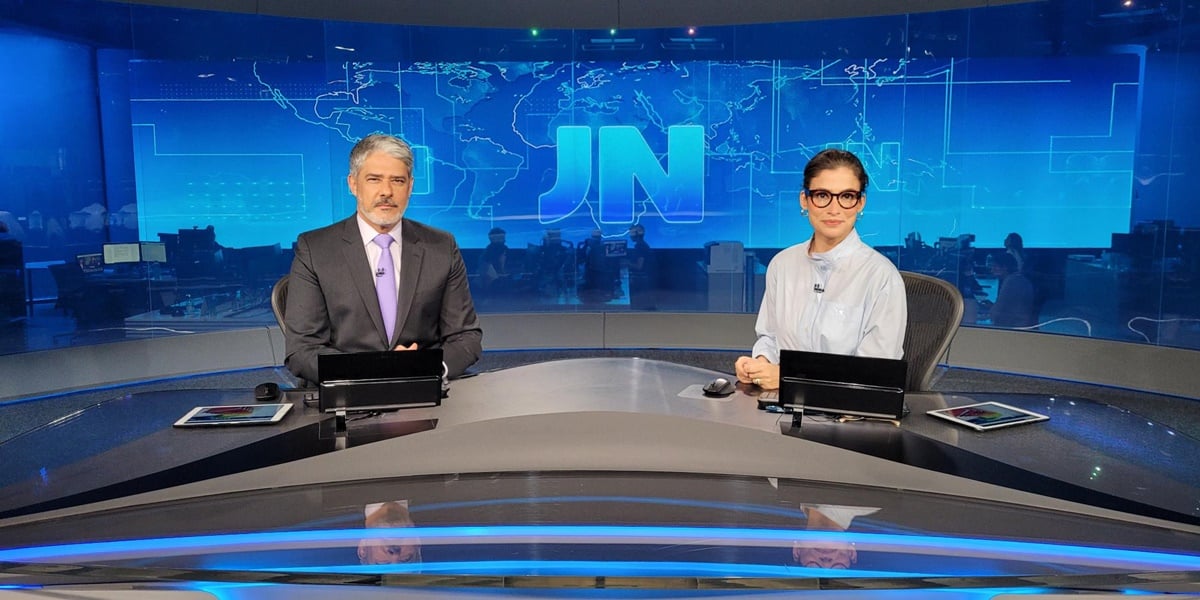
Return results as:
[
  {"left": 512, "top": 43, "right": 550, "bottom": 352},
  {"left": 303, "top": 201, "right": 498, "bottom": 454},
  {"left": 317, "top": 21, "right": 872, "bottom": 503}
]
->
[
  {"left": 356, "top": 214, "right": 402, "bottom": 248},
  {"left": 807, "top": 228, "right": 863, "bottom": 265}
]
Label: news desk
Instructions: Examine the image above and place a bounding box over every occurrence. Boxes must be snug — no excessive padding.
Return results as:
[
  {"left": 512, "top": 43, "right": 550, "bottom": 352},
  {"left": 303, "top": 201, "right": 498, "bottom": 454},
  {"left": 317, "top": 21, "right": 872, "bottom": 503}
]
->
[{"left": 0, "top": 358, "right": 1196, "bottom": 526}]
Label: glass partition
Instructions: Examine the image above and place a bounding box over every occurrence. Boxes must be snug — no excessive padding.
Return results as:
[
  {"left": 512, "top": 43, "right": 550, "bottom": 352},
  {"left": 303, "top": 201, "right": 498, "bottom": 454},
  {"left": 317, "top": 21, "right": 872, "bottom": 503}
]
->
[{"left": 0, "top": 0, "right": 1197, "bottom": 355}]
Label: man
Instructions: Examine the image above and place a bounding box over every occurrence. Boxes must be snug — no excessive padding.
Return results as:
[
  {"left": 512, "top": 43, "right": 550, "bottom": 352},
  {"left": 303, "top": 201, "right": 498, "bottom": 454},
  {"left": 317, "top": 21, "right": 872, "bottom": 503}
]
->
[
  {"left": 477, "top": 227, "right": 508, "bottom": 295},
  {"left": 284, "top": 133, "right": 482, "bottom": 383},
  {"left": 358, "top": 500, "right": 422, "bottom": 565},
  {"left": 626, "top": 224, "right": 657, "bottom": 310},
  {"left": 792, "top": 504, "right": 879, "bottom": 570}
]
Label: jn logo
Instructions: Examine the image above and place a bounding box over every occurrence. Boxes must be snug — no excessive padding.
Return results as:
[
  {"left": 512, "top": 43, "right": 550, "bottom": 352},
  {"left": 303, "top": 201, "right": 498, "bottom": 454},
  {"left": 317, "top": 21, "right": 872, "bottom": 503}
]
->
[{"left": 539, "top": 125, "right": 705, "bottom": 224}]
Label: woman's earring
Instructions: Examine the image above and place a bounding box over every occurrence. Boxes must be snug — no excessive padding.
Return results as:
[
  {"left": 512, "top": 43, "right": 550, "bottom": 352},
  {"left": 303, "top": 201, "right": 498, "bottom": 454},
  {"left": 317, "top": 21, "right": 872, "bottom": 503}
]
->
[{"left": 801, "top": 209, "right": 809, "bottom": 217}]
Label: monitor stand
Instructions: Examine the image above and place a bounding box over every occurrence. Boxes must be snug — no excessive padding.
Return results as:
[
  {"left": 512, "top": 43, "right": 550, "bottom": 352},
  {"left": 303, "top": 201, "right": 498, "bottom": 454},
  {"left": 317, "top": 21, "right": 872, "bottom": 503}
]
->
[
  {"left": 334, "top": 409, "right": 349, "bottom": 450},
  {"left": 780, "top": 410, "right": 905, "bottom": 461},
  {"left": 319, "top": 409, "right": 437, "bottom": 450},
  {"left": 783, "top": 406, "right": 902, "bottom": 430}
]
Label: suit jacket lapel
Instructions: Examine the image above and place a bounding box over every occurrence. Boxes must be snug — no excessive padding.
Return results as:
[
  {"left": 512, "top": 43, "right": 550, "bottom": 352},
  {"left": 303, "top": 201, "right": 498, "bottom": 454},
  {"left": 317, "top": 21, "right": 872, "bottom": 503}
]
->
[
  {"left": 339, "top": 217, "right": 389, "bottom": 347},
  {"left": 395, "top": 219, "right": 424, "bottom": 341}
]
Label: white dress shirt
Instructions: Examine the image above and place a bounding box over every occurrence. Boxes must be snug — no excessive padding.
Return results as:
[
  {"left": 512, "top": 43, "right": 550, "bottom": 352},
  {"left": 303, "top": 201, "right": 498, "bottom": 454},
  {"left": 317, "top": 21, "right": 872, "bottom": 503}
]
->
[
  {"left": 802, "top": 504, "right": 881, "bottom": 530},
  {"left": 357, "top": 215, "right": 401, "bottom": 296},
  {"left": 752, "top": 229, "right": 906, "bottom": 362}
]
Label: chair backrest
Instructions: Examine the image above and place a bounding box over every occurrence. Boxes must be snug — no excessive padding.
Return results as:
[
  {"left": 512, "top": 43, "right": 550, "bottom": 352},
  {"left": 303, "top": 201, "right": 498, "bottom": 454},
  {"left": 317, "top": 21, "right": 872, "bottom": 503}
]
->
[
  {"left": 48, "top": 262, "right": 85, "bottom": 292},
  {"left": 271, "top": 275, "right": 289, "bottom": 335},
  {"left": 900, "top": 270, "right": 964, "bottom": 391},
  {"left": 0, "top": 239, "right": 23, "bottom": 271}
]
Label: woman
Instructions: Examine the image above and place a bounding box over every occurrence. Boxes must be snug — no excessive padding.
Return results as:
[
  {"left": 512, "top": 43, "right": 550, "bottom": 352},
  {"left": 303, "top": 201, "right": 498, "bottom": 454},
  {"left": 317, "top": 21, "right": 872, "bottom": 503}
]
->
[
  {"left": 735, "top": 149, "right": 907, "bottom": 390},
  {"left": 1004, "top": 232, "right": 1026, "bottom": 274}
]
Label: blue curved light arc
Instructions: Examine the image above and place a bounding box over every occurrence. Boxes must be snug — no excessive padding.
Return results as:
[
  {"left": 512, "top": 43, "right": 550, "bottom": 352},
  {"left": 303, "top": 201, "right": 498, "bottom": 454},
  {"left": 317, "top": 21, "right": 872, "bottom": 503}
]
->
[
  {"left": 2, "top": 526, "right": 1197, "bottom": 571},
  {"left": 282, "top": 559, "right": 923, "bottom": 578}
]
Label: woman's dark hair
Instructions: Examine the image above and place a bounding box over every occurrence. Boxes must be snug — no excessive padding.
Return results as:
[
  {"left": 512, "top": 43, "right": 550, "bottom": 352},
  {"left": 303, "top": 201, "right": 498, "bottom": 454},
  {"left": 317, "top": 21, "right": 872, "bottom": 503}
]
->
[
  {"left": 803, "top": 149, "right": 869, "bottom": 192},
  {"left": 1005, "top": 232, "right": 1024, "bottom": 250}
]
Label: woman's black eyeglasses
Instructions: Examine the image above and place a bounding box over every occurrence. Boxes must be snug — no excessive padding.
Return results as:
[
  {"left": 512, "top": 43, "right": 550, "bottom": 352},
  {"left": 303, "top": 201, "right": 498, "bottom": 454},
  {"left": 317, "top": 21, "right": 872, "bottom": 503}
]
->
[{"left": 805, "top": 189, "right": 862, "bottom": 209}]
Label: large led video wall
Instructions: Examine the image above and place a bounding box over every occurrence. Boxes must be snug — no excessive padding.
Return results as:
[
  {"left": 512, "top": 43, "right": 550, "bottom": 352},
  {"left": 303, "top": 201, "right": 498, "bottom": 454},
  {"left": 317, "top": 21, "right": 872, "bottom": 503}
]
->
[{"left": 129, "top": 54, "right": 1139, "bottom": 250}]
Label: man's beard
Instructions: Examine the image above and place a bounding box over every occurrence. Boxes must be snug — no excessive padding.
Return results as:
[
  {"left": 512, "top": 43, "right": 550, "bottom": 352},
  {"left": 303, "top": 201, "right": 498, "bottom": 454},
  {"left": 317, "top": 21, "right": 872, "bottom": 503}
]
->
[{"left": 365, "top": 204, "right": 402, "bottom": 228}]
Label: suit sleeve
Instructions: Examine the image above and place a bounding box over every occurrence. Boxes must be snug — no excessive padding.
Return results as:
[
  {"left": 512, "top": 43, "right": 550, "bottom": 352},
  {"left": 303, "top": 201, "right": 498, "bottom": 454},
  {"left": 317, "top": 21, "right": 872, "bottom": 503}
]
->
[
  {"left": 283, "top": 234, "right": 333, "bottom": 383},
  {"left": 438, "top": 240, "right": 483, "bottom": 378}
]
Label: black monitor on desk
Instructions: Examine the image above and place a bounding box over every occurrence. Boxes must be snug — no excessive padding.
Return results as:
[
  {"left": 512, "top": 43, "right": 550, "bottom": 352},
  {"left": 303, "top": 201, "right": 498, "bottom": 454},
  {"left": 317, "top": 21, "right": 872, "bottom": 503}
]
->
[
  {"left": 317, "top": 349, "right": 444, "bottom": 414},
  {"left": 778, "top": 350, "right": 907, "bottom": 420}
]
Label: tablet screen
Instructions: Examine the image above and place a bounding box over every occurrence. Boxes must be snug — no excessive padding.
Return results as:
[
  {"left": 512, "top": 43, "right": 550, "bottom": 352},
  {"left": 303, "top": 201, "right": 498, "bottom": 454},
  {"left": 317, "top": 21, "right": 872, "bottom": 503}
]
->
[
  {"left": 174, "top": 403, "right": 292, "bottom": 427},
  {"left": 927, "top": 401, "right": 1048, "bottom": 431}
]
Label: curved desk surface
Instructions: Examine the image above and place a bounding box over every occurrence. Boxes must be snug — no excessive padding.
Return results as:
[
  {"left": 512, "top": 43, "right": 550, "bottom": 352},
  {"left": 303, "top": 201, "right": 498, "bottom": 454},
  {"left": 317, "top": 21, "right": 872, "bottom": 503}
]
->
[{"left": 0, "top": 357, "right": 1197, "bottom": 529}]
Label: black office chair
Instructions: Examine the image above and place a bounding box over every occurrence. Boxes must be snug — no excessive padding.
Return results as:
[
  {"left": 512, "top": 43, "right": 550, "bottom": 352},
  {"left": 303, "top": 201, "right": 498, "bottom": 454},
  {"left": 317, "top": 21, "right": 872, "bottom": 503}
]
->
[
  {"left": 271, "top": 274, "right": 288, "bottom": 335},
  {"left": 48, "top": 262, "right": 86, "bottom": 316},
  {"left": 900, "top": 270, "right": 964, "bottom": 391},
  {"left": 0, "top": 240, "right": 25, "bottom": 320},
  {"left": 533, "top": 239, "right": 575, "bottom": 298}
]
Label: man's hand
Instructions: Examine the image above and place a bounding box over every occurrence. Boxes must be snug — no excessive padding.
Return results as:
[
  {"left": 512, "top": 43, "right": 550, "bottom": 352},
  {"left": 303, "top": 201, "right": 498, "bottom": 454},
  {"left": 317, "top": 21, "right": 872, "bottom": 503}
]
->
[
  {"left": 735, "top": 355, "right": 780, "bottom": 390},
  {"left": 734, "top": 356, "right": 757, "bottom": 383},
  {"left": 393, "top": 342, "right": 419, "bottom": 351}
]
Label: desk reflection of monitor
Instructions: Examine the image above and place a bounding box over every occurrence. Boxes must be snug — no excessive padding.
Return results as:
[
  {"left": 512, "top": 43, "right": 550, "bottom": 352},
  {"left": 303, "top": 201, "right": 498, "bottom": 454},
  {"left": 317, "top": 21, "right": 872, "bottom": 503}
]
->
[
  {"left": 778, "top": 350, "right": 907, "bottom": 420},
  {"left": 139, "top": 241, "right": 168, "bottom": 263},
  {"left": 102, "top": 242, "right": 141, "bottom": 265},
  {"left": 77, "top": 253, "right": 104, "bottom": 273}
]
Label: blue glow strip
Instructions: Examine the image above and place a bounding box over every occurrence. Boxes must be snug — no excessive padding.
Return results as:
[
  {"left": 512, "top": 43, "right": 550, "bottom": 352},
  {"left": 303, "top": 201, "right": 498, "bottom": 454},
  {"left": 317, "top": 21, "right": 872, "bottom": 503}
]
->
[
  {"left": 195, "top": 586, "right": 1062, "bottom": 600},
  {"left": 2, "top": 526, "right": 1197, "bottom": 570},
  {"left": 277, "top": 559, "right": 913, "bottom": 578}
]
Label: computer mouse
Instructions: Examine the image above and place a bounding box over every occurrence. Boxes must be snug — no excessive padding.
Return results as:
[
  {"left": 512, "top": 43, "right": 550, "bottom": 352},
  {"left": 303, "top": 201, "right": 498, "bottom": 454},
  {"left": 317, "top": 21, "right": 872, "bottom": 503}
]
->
[
  {"left": 254, "top": 382, "right": 280, "bottom": 402},
  {"left": 702, "top": 377, "right": 737, "bottom": 398}
]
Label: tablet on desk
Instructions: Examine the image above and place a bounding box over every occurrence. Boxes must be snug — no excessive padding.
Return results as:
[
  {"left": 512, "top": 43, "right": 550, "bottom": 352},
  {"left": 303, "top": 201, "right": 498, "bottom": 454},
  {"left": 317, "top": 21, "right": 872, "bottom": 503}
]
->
[
  {"left": 174, "top": 403, "right": 292, "bottom": 427},
  {"left": 927, "top": 401, "right": 1048, "bottom": 431}
]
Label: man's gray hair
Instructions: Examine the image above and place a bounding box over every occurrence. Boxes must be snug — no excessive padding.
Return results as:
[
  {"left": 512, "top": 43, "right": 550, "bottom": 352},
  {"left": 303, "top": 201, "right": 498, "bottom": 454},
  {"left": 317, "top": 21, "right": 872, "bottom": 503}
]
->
[{"left": 349, "top": 133, "right": 414, "bottom": 176}]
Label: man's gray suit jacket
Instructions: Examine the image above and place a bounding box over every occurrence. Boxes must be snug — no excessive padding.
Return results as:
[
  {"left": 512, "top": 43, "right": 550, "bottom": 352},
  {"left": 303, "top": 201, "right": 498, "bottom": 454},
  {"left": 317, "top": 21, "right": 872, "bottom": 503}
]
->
[{"left": 283, "top": 216, "right": 482, "bottom": 383}]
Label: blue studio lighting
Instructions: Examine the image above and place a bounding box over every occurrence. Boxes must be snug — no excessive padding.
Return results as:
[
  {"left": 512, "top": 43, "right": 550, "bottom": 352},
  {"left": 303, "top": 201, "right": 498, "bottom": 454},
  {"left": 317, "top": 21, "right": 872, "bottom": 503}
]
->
[{"left": 3, "top": 525, "right": 1198, "bottom": 575}]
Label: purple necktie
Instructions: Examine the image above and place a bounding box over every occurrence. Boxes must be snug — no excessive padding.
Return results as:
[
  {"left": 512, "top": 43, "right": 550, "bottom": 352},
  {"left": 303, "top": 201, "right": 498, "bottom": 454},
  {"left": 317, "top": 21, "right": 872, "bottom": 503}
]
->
[{"left": 373, "top": 233, "right": 396, "bottom": 342}]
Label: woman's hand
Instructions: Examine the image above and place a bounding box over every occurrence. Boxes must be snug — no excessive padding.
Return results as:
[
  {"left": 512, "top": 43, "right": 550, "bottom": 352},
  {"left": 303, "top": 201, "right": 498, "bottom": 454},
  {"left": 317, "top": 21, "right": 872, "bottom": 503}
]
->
[{"left": 735, "top": 356, "right": 781, "bottom": 390}]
